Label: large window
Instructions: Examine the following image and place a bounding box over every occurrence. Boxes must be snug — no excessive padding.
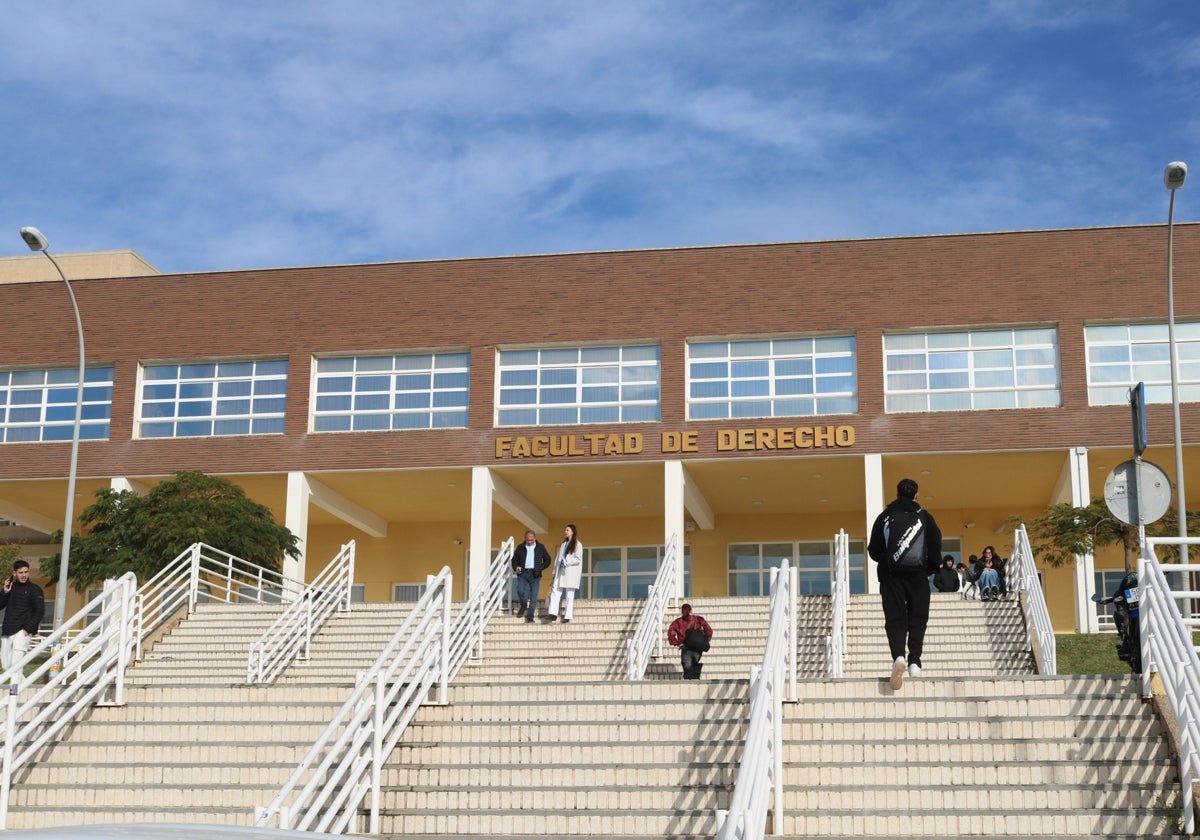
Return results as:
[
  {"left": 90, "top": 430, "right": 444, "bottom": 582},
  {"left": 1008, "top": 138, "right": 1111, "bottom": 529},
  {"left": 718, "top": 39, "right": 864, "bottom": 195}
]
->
[
  {"left": 1094, "top": 569, "right": 1128, "bottom": 629},
  {"left": 497, "top": 345, "right": 660, "bottom": 426},
  {"left": 0, "top": 366, "right": 114, "bottom": 443},
  {"left": 1085, "top": 323, "right": 1200, "bottom": 405},
  {"left": 138, "top": 359, "right": 287, "bottom": 438},
  {"left": 728, "top": 540, "right": 867, "bottom": 596},
  {"left": 687, "top": 336, "right": 857, "bottom": 420},
  {"left": 313, "top": 352, "right": 469, "bottom": 432},
  {"left": 582, "top": 544, "right": 691, "bottom": 599},
  {"left": 884, "top": 327, "right": 1060, "bottom": 413}
]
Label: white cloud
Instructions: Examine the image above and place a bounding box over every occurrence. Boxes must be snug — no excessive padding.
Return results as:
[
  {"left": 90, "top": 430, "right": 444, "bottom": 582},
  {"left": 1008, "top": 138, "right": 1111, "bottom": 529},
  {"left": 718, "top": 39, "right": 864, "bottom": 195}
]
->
[{"left": 0, "top": 0, "right": 1195, "bottom": 272}]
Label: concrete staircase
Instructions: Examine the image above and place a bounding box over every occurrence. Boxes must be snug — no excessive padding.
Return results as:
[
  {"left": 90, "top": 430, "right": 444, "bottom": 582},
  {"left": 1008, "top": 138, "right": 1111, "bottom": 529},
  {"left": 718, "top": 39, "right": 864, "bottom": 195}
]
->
[
  {"left": 4, "top": 589, "right": 1190, "bottom": 839},
  {"left": 6, "top": 601, "right": 414, "bottom": 828},
  {"left": 370, "top": 597, "right": 770, "bottom": 837},
  {"left": 782, "top": 592, "right": 1184, "bottom": 838},
  {"left": 781, "top": 675, "right": 1180, "bottom": 838},
  {"left": 842, "top": 590, "right": 1033, "bottom": 678}
]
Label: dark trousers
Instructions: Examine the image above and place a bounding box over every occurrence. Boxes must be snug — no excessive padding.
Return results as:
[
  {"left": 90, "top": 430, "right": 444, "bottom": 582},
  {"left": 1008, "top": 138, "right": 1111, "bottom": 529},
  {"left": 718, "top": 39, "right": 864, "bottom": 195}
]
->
[
  {"left": 514, "top": 569, "right": 541, "bottom": 617},
  {"left": 880, "top": 572, "right": 931, "bottom": 667},
  {"left": 681, "top": 648, "right": 703, "bottom": 679}
]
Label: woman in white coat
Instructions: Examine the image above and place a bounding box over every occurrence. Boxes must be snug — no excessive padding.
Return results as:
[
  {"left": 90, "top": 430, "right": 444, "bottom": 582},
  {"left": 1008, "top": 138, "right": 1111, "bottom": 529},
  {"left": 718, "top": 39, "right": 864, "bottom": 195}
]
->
[{"left": 543, "top": 524, "right": 583, "bottom": 623}]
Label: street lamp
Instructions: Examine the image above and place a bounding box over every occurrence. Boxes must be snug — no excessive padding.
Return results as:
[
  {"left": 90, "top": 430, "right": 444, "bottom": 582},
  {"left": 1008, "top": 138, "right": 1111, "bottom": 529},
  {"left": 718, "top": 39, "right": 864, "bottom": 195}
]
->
[
  {"left": 1165, "top": 162, "right": 1189, "bottom": 557},
  {"left": 19, "top": 226, "right": 83, "bottom": 630}
]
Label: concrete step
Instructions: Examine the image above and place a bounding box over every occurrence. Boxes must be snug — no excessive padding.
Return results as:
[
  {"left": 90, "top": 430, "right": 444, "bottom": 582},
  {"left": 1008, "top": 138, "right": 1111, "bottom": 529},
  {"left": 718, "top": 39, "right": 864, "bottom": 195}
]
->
[{"left": 780, "top": 809, "right": 1176, "bottom": 837}]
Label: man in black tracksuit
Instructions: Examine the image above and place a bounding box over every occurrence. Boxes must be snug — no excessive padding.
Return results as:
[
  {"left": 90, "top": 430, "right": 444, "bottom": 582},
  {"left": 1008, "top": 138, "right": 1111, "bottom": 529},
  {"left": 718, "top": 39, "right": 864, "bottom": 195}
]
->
[
  {"left": 868, "top": 478, "right": 942, "bottom": 690},
  {"left": 0, "top": 559, "right": 45, "bottom": 672}
]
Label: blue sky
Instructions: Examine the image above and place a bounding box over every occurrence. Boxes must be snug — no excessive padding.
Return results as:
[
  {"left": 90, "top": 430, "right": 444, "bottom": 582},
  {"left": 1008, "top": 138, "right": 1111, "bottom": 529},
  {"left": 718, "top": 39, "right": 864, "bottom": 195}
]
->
[{"left": 2, "top": 1, "right": 1197, "bottom": 274}]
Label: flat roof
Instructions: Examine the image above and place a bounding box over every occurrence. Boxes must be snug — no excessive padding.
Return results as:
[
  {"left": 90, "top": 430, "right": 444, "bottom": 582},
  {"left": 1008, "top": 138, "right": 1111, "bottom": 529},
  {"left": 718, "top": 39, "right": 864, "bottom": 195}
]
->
[{"left": 0, "top": 250, "right": 160, "bottom": 284}]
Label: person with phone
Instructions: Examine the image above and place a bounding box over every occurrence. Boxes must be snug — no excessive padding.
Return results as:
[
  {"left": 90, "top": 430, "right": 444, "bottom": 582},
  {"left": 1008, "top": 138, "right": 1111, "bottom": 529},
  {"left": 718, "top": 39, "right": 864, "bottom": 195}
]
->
[{"left": 0, "top": 559, "right": 45, "bottom": 672}]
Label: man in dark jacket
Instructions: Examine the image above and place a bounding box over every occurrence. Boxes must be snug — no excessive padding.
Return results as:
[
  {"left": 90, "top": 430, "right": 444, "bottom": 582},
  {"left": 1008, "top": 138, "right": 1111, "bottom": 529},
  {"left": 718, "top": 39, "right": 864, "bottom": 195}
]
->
[
  {"left": 0, "top": 559, "right": 45, "bottom": 671},
  {"left": 868, "top": 478, "right": 942, "bottom": 690},
  {"left": 512, "top": 530, "right": 552, "bottom": 624}
]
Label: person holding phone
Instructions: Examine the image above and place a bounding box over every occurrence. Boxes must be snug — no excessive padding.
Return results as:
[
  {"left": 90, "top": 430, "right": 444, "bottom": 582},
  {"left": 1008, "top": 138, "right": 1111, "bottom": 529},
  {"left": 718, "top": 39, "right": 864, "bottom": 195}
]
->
[{"left": 0, "top": 559, "right": 45, "bottom": 672}]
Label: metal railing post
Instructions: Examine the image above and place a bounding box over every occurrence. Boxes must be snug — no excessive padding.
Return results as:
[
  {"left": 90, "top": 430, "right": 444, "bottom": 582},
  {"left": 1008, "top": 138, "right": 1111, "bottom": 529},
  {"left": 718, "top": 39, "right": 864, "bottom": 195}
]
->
[
  {"left": 772, "top": 661, "right": 784, "bottom": 835},
  {"left": 114, "top": 576, "right": 134, "bottom": 706},
  {"left": 369, "top": 670, "right": 385, "bottom": 834},
  {"left": 344, "top": 542, "right": 356, "bottom": 613},
  {"left": 188, "top": 543, "right": 202, "bottom": 614},
  {"left": 439, "top": 573, "right": 450, "bottom": 705},
  {"left": 1, "top": 682, "right": 17, "bottom": 829}
]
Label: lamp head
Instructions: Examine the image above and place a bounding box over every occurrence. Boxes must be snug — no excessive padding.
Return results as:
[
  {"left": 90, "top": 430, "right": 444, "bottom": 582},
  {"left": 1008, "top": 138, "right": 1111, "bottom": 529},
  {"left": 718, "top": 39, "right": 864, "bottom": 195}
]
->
[
  {"left": 19, "top": 227, "right": 49, "bottom": 252},
  {"left": 1165, "top": 162, "right": 1188, "bottom": 190}
]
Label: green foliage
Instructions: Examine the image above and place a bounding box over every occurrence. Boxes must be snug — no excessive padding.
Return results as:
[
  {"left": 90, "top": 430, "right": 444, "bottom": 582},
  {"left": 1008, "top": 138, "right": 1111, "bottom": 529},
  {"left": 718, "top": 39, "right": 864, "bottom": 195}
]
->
[
  {"left": 0, "top": 543, "right": 21, "bottom": 570},
  {"left": 41, "top": 471, "right": 299, "bottom": 592},
  {"left": 1023, "top": 499, "right": 1200, "bottom": 572}
]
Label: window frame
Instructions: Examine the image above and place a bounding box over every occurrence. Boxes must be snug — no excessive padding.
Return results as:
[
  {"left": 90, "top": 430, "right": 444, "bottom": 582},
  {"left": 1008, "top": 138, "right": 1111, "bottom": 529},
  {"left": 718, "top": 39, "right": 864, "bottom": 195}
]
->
[
  {"left": 883, "top": 326, "right": 1061, "bottom": 414},
  {"left": 0, "top": 366, "right": 114, "bottom": 443},
  {"left": 135, "top": 358, "right": 288, "bottom": 440},
  {"left": 1085, "top": 321, "right": 1200, "bottom": 406},
  {"left": 496, "top": 344, "right": 661, "bottom": 427},
  {"left": 728, "top": 539, "right": 868, "bottom": 597},
  {"left": 687, "top": 335, "right": 858, "bottom": 421},
  {"left": 311, "top": 350, "right": 470, "bottom": 433},
  {"left": 581, "top": 544, "right": 691, "bottom": 599}
]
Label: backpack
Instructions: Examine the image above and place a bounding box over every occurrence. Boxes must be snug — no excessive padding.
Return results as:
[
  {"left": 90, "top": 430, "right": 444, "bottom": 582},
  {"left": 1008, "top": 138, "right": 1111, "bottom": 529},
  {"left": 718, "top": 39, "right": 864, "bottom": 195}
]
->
[
  {"left": 965, "top": 562, "right": 982, "bottom": 584},
  {"left": 884, "top": 507, "right": 927, "bottom": 571},
  {"left": 684, "top": 626, "right": 710, "bottom": 653}
]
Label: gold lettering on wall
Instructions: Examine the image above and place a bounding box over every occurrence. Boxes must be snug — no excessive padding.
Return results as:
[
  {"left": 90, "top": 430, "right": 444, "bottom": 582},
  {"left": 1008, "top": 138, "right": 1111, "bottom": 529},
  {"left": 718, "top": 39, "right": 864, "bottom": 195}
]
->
[{"left": 496, "top": 426, "right": 854, "bottom": 458}]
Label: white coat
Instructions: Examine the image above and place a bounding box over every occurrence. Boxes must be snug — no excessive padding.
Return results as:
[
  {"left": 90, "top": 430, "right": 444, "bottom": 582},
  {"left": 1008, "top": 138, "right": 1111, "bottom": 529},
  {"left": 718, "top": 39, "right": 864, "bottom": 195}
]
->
[{"left": 552, "top": 539, "right": 584, "bottom": 591}]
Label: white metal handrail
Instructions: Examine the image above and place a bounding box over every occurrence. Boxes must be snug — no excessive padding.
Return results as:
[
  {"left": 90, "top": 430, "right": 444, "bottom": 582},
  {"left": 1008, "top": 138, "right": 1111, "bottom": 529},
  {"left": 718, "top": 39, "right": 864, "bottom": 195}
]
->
[
  {"left": 1140, "top": 537, "right": 1200, "bottom": 835},
  {"left": 1009, "top": 524, "right": 1056, "bottom": 675},
  {"left": 446, "top": 539, "right": 516, "bottom": 681},
  {"left": 825, "top": 529, "right": 849, "bottom": 678},
  {"left": 247, "top": 541, "right": 356, "bottom": 685},
  {"left": 254, "top": 537, "right": 516, "bottom": 835},
  {"left": 135, "top": 542, "right": 301, "bottom": 661},
  {"left": 0, "top": 573, "right": 137, "bottom": 829},
  {"left": 716, "top": 560, "right": 797, "bottom": 840},
  {"left": 626, "top": 533, "right": 679, "bottom": 680}
]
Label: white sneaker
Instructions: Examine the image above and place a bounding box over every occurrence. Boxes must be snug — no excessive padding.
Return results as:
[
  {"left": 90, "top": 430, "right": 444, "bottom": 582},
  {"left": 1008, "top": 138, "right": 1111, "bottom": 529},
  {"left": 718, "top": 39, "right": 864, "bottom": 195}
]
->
[
  {"left": 907, "top": 663, "right": 922, "bottom": 678},
  {"left": 889, "top": 657, "right": 906, "bottom": 690}
]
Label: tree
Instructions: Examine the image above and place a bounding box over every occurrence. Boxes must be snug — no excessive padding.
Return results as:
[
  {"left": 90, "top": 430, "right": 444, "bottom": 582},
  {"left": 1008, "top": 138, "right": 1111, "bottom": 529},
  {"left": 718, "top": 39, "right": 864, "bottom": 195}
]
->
[
  {"left": 1024, "top": 498, "right": 1200, "bottom": 573},
  {"left": 0, "top": 543, "right": 20, "bottom": 573},
  {"left": 42, "top": 471, "right": 300, "bottom": 592}
]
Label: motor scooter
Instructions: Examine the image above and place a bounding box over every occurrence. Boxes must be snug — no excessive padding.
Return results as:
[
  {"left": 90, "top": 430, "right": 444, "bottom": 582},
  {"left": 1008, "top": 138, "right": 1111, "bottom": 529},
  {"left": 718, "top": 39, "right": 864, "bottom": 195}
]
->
[{"left": 1091, "top": 571, "right": 1141, "bottom": 675}]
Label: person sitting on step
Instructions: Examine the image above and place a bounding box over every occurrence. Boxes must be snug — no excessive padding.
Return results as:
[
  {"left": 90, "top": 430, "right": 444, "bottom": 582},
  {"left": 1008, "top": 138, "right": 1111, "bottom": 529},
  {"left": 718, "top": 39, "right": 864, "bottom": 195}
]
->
[{"left": 978, "top": 555, "right": 1001, "bottom": 601}]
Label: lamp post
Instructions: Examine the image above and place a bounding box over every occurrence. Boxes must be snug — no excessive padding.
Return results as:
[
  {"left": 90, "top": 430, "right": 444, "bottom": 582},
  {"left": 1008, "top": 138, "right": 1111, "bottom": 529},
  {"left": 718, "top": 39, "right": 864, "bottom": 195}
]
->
[
  {"left": 1165, "top": 162, "right": 1189, "bottom": 558},
  {"left": 19, "top": 226, "right": 83, "bottom": 630}
]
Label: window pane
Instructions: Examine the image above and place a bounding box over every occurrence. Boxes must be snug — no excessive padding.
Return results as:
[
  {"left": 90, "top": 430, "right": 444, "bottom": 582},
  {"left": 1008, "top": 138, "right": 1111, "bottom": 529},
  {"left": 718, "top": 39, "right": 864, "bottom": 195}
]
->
[
  {"left": 887, "top": 327, "right": 1060, "bottom": 415},
  {"left": 313, "top": 352, "right": 469, "bottom": 433},
  {"left": 0, "top": 366, "right": 114, "bottom": 442},
  {"left": 688, "top": 333, "right": 857, "bottom": 420},
  {"left": 497, "top": 344, "right": 661, "bottom": 427}
]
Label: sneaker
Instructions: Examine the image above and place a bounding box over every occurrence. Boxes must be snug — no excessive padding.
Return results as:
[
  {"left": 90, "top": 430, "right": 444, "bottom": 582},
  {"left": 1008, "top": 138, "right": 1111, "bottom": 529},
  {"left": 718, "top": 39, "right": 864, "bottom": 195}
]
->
[
  {"left": 889, "top": 657, "right": 906, "bottom": 690},
  {"left": 524, "top": 617, "right": 534, "bottom": 624},
  {"left": 907, "top": 663, "right": 922, "bottom": 678},
  {"left": 515, "top": 605, "right": 526, "bottom": 618}
]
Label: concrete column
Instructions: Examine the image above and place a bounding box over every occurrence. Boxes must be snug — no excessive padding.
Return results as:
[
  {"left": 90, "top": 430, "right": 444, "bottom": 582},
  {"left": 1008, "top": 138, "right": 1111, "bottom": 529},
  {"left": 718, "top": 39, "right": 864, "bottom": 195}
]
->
[
  {"left": 863, "top": 454, "right": 884, "bottom": 595},
  {"left": 664, "top": 460, "right": 686, "bottom": 598},
  {"left": 109, "top": 476, "right": 149, "bottom": 495},
  {"left": 469, "top": 467, "right": 496, "bottom": 598},
  {"left": 284, "top": 472, "right": 311, "bottom": 595},
  {"left": 1066, "top": 447, "right": 1097, "bottom": 633}
]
